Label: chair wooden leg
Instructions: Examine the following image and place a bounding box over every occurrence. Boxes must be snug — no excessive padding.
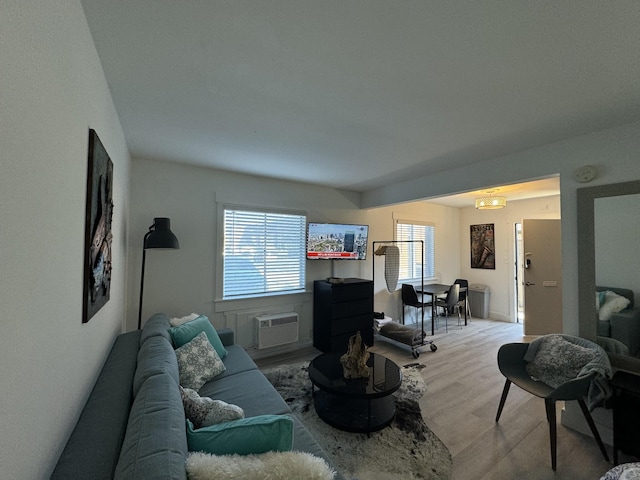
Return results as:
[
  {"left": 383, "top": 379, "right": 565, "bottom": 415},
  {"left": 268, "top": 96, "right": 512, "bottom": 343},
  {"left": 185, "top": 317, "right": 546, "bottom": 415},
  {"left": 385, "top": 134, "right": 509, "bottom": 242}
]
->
[
  {"left": 545, "top": 399, "right": 557, "bottom": 471},
  {"left": 577, "top": 399, "right": 610, "bottom": 462},
  {"left": 496, "top": 379, "right": 511, "bottom": 422}
]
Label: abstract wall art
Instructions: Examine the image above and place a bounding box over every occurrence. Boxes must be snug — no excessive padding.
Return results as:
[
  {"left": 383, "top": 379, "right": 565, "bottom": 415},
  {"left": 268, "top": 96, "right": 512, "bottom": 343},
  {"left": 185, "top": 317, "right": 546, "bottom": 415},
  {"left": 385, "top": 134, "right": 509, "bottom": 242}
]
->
[
  {"left": 470, "top": 223, "right": 495, "bottom": 269},
  {"left": 82, "top": 129, "right": 113, "bottom": 322}
]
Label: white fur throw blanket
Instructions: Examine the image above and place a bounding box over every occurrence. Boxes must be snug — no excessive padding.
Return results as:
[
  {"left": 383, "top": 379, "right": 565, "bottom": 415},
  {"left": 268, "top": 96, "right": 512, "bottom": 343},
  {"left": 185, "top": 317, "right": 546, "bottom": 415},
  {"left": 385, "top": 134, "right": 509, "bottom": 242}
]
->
[
  {"left": 524, "top": 334, "right": 612, "bottom": 409},
  {"left": 186, "top": 451, "right": 335, "bottom": 480}
]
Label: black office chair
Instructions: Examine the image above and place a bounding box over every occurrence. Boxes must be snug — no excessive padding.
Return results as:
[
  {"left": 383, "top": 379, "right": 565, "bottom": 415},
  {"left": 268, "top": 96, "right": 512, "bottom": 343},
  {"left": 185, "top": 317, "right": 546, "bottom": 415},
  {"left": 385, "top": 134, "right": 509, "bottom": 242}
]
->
[
  {"left": 401, "top": 284, "right": 431, "bottom": 326},
  {"left": 435, "top": 283, "right": 460, "bottom": 332},
  {"left": 495, "top": 336, "right": 610, "bottom": 470},
  {"left": 454, "top": 278, "right": 470, "bottom": 320}
]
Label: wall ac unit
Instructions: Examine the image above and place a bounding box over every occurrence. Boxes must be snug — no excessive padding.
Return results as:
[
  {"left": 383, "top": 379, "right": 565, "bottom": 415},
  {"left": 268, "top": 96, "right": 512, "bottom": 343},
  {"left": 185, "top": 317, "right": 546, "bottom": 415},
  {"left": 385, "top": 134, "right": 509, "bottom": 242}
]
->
[{"left": 256, "top": 312, "right": 299, "bottom": 349}]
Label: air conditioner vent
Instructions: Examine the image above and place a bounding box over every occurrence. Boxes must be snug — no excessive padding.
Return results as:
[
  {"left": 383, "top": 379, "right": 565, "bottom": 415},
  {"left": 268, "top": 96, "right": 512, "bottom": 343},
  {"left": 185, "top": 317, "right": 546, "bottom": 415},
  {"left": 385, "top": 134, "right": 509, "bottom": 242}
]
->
[{"left": 256, "top": 312, "right": 299, "bottom": 349}]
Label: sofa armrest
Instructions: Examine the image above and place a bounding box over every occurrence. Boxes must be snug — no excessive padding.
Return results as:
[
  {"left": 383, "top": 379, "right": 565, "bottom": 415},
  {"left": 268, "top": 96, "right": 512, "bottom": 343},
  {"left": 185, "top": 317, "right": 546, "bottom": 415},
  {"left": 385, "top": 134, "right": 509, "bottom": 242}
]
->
[
  {"left": 610, "top": 307, "right": 640, "bottom": 355},
  {"left": 217, "top": 328, "right": 235, "bottom": 346}
]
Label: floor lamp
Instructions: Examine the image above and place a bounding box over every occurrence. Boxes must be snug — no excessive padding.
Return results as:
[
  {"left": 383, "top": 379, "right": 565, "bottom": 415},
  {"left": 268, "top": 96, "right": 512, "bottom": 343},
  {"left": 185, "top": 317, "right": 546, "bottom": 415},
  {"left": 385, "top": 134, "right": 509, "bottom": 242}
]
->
[{"left": 138, "top": 217, "right": 179, "bottom": 329}]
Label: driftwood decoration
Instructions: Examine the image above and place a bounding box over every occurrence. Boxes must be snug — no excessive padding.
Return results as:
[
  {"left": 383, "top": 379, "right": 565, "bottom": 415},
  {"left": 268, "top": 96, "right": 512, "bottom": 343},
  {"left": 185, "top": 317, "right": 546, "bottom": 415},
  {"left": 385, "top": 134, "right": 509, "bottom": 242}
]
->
[{"left": 340, "top": 331, "right": 370, "bottom": 379}]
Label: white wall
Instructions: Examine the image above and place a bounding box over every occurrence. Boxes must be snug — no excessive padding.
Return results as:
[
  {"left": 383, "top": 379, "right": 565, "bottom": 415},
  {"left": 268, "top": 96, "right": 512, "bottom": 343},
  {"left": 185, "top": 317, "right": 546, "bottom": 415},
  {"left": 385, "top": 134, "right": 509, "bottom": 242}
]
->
[
  {"left": 0, "top": 2, "right": 130, "bottom": 478},
  {"left": 458, "top": 195, "right": 561, "bottom": 321}
]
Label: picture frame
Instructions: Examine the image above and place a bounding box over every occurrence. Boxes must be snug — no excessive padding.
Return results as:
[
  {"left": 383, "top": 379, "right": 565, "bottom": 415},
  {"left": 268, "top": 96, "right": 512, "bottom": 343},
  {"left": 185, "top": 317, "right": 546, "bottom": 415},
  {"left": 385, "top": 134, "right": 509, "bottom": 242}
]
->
[
  {"left": 82, "top": 129, "right": 114, "bottom": 323},
  {"left": 470, "top": 223, "right": 495, "bottom": 269}
]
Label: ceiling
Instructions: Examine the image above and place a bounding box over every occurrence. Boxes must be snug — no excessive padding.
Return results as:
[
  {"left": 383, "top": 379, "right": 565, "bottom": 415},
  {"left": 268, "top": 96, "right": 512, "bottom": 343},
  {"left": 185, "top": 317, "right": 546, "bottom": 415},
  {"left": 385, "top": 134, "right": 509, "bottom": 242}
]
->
[{"left": 81, "top": 1, "right": 640, "bottom": 197}]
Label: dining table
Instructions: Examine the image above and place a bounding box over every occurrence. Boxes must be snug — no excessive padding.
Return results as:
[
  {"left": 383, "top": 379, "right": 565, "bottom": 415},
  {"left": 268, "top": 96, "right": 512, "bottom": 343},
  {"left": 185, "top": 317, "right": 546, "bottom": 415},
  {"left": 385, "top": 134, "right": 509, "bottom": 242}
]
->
[{"left": 416, "top": 283, "right": 468, "bottom": 335}]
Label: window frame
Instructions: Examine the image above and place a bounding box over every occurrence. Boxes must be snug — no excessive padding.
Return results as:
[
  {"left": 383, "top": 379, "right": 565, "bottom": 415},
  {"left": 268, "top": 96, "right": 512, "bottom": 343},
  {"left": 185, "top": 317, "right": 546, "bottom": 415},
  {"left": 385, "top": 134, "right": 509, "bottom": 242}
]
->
[
  {"left": 221, "top": 204, "right": 307, "bottom": 300},
  {"left": 395, "top": 218, "right": 436, "bottom": 284}
]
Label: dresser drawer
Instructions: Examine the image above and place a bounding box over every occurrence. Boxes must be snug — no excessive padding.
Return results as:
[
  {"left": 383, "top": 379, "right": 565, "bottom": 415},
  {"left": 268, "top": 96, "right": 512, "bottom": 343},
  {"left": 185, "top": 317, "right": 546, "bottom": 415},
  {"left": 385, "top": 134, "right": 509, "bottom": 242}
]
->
[{"left": 331, "top": 283, "right": 372, "bottom": 302}]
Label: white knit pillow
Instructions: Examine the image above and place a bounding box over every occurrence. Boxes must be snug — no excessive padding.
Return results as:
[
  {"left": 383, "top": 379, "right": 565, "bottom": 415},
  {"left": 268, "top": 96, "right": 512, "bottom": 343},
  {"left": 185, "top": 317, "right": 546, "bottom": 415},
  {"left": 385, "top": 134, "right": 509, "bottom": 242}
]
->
[
  {"left": 599, "top": 291, "right": 630, "bottom": 322},
  {"left": 170, "top": 312, "right": 200, "bottom": 327}
]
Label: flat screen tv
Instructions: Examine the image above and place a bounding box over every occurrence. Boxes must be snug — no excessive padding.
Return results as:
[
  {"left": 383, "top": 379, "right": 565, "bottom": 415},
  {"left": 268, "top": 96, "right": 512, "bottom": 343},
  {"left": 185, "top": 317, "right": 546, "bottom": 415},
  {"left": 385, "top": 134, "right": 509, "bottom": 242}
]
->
[{"left": 306, "top": 223, "right": 369, "bottom": 260}]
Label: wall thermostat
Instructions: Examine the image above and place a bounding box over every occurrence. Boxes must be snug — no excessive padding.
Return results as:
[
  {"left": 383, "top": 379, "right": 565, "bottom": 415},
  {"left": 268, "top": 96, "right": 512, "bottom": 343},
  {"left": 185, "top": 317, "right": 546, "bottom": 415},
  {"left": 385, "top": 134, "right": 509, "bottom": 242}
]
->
[{"left": 575, "top": 165, "right": 597, "bottom": 183}]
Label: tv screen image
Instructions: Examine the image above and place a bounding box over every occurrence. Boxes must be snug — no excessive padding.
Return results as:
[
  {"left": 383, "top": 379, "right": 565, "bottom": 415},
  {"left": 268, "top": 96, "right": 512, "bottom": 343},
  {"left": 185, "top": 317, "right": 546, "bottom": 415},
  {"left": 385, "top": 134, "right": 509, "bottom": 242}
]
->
[{"left": 307, "top": 223, "right": 369, "bottom": 260}]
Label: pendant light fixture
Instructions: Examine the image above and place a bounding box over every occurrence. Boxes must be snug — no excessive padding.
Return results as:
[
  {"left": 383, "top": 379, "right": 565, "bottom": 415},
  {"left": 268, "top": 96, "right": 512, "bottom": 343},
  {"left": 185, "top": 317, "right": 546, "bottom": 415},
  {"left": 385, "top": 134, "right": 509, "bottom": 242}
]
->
[{"left": 475, "top": 190, "right": 507, "bottom": 209}]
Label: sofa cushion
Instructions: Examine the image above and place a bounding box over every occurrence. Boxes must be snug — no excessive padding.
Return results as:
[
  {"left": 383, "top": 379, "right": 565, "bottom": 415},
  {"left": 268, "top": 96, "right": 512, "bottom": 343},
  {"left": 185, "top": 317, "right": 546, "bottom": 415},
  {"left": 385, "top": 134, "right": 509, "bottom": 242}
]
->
[
  {"left": 212, "top": 345, "right": 259, "bottom": 379},
  {"left": 180, "top": 386, "right": 244, "bottom": 428},
  {"left": 133, "top": 335, "right": 179, "bottom": 397},
  {"left": 186, "top": 415, "right": 294, "bottom": 455},
  {"left": 175, "top": 331, "right": 226, "bottom": 390},
  {"left": 197, "top": 369, "right": 291, "bottom": 417},
  {"left": 140, "top": 313, "right": 173, "bottom": 345},
  {"left": 51, "top": 330, "right": 141, "bottom": 480},
  {"left": 170, "top": 315, "right": 228, "bottom": 359},
  {"left": 114, "top": 373, "right": 188, "bottom": 480}
]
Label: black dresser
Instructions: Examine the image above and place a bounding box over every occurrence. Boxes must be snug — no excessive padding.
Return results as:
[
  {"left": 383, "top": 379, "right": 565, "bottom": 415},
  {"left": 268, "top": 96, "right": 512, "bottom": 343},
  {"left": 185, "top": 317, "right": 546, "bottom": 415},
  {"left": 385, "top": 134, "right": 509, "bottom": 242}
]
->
[{"left": 313, "top": 278, "right": 374, "bottom": 353}]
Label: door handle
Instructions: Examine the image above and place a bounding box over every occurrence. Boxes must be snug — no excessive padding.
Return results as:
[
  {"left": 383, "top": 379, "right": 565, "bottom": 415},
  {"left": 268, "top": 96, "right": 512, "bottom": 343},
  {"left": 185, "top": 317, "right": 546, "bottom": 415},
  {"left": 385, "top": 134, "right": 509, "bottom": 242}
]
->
[{"left": 525, "top": 282, "right": 536, "bottom": 286}]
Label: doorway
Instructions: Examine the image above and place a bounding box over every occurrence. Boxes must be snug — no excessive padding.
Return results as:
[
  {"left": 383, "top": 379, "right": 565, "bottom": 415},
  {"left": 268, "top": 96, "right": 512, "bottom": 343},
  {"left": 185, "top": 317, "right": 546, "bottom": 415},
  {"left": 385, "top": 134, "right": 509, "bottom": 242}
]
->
[{"left": 514, "top": 222, "right": 524, "bottom": 324}]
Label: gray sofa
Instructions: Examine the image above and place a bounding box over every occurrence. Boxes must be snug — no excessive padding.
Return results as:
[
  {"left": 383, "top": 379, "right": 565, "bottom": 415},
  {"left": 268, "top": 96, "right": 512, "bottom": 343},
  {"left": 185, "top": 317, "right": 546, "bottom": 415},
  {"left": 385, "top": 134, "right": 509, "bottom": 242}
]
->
[
  {"left": 51, "top": 313, "right": 342, "bottom": 479},
  {"left": 596, "top": 286, "right": 640, "bottom": 356}
]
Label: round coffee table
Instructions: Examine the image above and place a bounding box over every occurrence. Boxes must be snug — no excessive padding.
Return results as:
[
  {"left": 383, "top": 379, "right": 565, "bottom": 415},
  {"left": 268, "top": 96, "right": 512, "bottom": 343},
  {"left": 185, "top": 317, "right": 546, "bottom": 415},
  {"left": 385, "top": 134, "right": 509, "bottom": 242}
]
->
[{"left": 308, "top": 352, "right": 402, "bottom": 435}]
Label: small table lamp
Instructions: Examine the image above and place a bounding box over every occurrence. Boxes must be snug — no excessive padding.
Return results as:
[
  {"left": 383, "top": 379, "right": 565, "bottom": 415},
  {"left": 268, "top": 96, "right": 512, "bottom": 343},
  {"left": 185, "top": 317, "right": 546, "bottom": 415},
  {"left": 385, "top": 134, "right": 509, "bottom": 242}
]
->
[{"left": 138, "top": 217, "right": 179, "bottom": 329}]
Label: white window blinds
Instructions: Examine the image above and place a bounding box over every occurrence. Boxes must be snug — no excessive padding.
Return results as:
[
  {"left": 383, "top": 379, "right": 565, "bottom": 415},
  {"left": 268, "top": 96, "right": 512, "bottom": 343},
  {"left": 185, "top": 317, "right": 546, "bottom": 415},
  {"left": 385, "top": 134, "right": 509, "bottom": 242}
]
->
[
  {"left": 223, "top": 208, "right": 306, "bottom": 298},
  {"left": 396, "top": 221, "right": 435, "bottom": 281}
]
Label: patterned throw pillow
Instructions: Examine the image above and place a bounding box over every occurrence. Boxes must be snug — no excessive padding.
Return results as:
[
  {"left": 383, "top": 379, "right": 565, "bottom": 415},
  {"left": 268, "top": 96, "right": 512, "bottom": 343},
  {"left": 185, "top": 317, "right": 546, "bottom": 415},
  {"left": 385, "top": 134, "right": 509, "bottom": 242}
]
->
[
  {"left": 175, "top": 331, "right": 226, "bottom": 390},
  {"left": 180, "top": 386, "right": 244, "bottom": 428}
]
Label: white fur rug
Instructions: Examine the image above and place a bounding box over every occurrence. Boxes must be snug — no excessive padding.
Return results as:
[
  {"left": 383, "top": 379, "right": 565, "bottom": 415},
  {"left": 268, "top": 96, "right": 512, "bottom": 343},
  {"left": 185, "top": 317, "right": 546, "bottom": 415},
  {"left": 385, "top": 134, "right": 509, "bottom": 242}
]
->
[{"left": 263, "top": 362, "right": 452, "bottom": 480}]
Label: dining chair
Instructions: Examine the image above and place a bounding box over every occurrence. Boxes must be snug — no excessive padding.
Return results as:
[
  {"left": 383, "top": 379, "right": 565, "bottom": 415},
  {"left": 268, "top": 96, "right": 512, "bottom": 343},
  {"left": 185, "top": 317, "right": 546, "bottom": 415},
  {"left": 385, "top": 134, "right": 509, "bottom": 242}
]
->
[
  {"left": 401, "top": 284, "right": 431, "bottom": 326},
  {"left": 434, "top": 283, "right": 460, "bottom": 332},
  {"left": 454, "top": 278, "right": 471, "bottom": 320},
  {"left": 495, "top": 335, "right": 610, "bottom": 470}
]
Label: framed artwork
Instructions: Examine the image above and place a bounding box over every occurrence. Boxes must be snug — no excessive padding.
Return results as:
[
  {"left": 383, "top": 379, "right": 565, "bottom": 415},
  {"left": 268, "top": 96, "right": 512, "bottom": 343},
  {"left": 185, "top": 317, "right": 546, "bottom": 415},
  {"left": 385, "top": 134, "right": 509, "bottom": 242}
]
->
[
  {"left": 470, "top": 223, "right": 495, "bottom": 269},
  {"left": 82, "top": 129, "right": 114, "bottom": 323}
]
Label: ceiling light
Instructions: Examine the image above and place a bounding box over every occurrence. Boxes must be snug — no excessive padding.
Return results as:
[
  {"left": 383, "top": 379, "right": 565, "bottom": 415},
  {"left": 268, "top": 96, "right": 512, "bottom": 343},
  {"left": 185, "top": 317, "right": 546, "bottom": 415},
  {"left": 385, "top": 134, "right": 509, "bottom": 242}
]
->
[{"left": 475, "top": 191, "right": 507, "bottom": 209}]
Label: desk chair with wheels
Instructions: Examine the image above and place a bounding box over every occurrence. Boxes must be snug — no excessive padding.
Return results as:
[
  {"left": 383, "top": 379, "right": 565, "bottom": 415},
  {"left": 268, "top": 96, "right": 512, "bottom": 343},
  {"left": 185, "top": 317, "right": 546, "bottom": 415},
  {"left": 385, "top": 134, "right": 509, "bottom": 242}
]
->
[{"left": 495, "top": 335, "right": 611, "bottom": 471}]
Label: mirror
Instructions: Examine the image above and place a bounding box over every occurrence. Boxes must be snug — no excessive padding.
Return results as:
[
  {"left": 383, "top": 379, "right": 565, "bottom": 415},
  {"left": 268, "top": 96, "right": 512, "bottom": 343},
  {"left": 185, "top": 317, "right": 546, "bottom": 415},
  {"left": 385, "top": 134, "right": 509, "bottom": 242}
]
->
[{"left": 578, "top": 180, "right": 640, "bottom": 372}]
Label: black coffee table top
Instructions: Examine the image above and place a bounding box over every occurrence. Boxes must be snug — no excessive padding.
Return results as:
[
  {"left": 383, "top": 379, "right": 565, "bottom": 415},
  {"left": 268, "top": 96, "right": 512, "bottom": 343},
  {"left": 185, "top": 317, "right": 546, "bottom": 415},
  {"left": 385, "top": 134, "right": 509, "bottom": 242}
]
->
[{"left": 308, "top": 352, "right": 402, "bottom": 400}]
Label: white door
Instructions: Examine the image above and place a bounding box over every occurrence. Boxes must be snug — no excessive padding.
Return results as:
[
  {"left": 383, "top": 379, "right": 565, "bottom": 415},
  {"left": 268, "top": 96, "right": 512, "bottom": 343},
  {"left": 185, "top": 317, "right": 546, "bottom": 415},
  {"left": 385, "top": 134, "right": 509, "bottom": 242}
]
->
[{"left": 522, "top": 219, "right": 562, "bottom": 335}]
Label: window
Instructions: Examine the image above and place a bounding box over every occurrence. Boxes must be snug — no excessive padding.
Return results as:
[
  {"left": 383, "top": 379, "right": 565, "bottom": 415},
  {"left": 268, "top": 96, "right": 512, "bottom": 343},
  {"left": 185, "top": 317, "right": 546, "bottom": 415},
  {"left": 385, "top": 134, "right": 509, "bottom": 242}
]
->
[
  {"left": 223, "top": 207, "right": 306, "bottom": 298},
  {"left": 396, "top": 220, "right": 435, "bottom": 282}
]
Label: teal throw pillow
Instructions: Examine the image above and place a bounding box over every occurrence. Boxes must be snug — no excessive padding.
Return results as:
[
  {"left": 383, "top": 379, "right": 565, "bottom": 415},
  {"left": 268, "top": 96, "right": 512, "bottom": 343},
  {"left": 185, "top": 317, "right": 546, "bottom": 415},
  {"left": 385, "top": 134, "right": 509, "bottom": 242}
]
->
[
  {"left": 598, "top": 291, "right": 607, "bottom": 308},
  {"left": 186, "top": 415, "right": 294, "bottom": 456},
  {"left": 170, "top": 315, "right": 228, "bottom": 359}
]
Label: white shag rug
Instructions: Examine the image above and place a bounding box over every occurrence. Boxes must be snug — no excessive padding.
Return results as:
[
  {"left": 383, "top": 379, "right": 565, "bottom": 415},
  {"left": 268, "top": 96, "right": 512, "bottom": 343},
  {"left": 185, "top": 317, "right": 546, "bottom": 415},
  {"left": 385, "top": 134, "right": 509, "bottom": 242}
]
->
[
  {"left": 263, "top": 362, "right": 452, "bottom": 480},
  {"left": 186, "top": 450, "right": 336, "bottom": 480}
]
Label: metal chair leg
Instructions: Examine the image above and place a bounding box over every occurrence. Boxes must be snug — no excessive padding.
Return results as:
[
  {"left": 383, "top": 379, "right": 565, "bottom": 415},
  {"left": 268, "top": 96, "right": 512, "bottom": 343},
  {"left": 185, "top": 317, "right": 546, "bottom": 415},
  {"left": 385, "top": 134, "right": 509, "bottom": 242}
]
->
[
  {"left": 496, "top": 379, "right": 511, "bottom": 422},
  {"left": 545, "top": 399, "right": 557, "bottom": 471}
]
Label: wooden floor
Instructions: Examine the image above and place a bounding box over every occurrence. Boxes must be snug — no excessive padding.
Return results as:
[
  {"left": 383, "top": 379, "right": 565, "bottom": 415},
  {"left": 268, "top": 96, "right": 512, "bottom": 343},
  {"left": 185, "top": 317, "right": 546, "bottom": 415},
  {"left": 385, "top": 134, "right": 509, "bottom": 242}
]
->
[{"left": 256, "top": 318, "right": 624, "bottom": 480}]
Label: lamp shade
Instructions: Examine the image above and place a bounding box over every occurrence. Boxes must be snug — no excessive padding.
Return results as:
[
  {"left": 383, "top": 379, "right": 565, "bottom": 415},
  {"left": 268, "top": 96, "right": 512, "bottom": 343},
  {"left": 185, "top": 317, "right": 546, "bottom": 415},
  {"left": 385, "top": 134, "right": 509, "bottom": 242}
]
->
[{"left": 144, "top": 217, "right": 179, "bottom": 249}]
